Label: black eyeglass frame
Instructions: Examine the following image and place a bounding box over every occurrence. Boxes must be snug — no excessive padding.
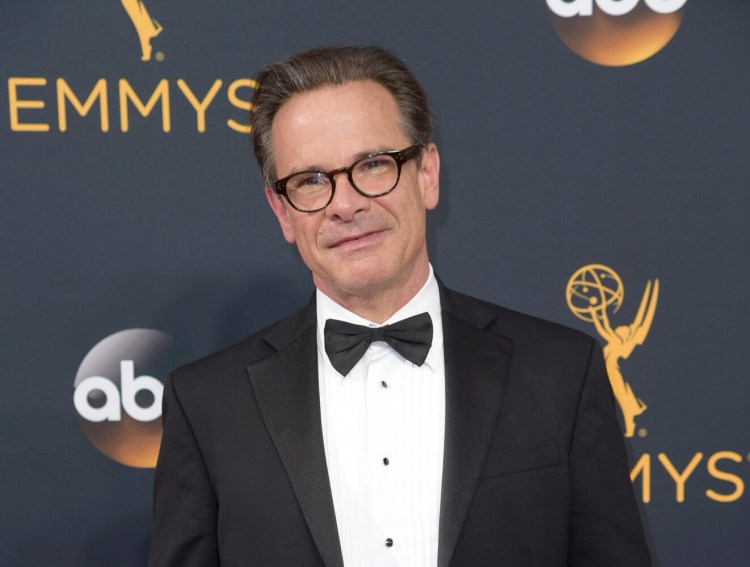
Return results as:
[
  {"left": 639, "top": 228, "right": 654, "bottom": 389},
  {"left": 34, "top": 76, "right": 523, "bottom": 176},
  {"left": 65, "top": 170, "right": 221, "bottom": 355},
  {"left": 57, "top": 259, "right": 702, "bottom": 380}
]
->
[{"left": 273, "top": 144, "right": 423, "bottom": 213}]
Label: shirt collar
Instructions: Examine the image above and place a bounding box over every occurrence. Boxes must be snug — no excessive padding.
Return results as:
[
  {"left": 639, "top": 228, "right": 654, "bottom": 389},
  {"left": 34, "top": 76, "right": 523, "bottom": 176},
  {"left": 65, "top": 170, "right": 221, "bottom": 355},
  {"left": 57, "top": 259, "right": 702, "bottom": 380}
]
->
[{"left": 316, "top": 264, "right": 443, "bottom": 372}]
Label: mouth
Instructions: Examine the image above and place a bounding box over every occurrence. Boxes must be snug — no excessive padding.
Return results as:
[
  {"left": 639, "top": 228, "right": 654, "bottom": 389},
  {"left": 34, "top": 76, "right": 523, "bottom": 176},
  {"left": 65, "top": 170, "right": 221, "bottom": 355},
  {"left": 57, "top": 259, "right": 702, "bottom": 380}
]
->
[{"left": 328, "top": 229, "right": 384, "bottom": 249}]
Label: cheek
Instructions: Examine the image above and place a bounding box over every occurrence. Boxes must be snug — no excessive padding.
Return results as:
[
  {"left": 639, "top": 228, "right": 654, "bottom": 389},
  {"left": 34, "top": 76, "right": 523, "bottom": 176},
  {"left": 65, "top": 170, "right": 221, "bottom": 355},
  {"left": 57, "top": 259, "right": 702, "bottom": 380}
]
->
[
  {"left": 404, "top": 195, "right": 428, "bottom": 232},
  {"left": 289, "top": 219, "right": 320, "bottom": 253}
]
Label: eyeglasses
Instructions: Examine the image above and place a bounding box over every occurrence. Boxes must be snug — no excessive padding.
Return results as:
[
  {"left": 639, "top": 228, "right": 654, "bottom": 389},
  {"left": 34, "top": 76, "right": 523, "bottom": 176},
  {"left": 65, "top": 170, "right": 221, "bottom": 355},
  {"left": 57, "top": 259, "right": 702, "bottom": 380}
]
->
[{"left": 273, "top": 144, "right": 423, "bottom": 213}]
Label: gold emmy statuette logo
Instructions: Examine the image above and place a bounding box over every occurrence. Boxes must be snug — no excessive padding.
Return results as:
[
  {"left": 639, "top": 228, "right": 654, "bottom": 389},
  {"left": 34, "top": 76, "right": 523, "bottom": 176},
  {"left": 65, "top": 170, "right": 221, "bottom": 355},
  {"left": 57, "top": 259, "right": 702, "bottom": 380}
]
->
[
  {"left": 120, "top": 0, "right": 163, "bottom": 61},
  {"left": 566, "top": 264, "right": 659, "bottom": 437},
  {"left": 546, "top": 0, "right": 687, "bottom": 66}
]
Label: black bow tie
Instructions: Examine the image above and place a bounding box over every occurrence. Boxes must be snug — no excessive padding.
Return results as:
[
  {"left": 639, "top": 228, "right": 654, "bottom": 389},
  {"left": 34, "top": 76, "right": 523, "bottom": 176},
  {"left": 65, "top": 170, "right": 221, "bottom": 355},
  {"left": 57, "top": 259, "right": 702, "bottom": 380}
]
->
[{"left": 324, "top": 312, "right": 433, "bottom": 376}]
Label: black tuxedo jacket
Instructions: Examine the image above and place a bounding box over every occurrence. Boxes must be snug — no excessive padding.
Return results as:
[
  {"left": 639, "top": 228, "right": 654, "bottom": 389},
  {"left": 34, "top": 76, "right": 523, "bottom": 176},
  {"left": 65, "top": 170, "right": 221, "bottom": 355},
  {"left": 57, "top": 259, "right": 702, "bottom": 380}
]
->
[{"left": 149, "top": 285, "right": 650, "bottom": 567}]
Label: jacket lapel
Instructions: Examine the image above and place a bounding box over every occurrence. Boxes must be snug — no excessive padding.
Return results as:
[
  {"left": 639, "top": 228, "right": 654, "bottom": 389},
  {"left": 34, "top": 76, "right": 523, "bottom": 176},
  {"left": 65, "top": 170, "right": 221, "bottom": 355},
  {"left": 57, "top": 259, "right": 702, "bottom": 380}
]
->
[
  {"left": 437, "top": 287, "right": 514, "bottom": 567},
  {"left": 244, "top": 285, "right": 512, "bottom": 567},
  {"left": 246, "top": 300, "right": 344, "bottom": 567}
]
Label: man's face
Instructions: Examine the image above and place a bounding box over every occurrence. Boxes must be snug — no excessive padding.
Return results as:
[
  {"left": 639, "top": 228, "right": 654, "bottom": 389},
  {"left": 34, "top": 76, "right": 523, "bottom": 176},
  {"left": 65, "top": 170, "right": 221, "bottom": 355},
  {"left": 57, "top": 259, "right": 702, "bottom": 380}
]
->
[{"left": 265, "top": 80, "right": 440, "bottom": 308}]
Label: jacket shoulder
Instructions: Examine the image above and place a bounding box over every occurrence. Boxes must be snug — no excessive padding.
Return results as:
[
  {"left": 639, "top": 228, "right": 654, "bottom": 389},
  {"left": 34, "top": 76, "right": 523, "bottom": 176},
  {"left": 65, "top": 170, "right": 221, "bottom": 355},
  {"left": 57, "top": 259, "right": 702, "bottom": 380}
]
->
[
  {"left": 441, "top": 285, "right": 596, "bottom": 351},
  {"left": 169, "top": 300, "right": 315, "bottom": 391}
]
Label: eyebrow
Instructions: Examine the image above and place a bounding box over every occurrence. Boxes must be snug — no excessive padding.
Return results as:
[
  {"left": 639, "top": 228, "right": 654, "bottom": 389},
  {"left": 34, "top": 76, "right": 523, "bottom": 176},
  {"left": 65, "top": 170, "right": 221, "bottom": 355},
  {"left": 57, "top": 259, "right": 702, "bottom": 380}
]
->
[{"left": 283, "top": 146, "right": 394, "bottom": 177}]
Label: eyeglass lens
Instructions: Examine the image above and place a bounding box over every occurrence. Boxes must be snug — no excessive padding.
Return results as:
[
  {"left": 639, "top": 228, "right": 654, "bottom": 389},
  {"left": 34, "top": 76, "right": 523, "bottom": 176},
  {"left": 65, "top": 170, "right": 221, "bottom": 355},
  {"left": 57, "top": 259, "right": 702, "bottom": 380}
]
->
[{"left": 285, "top": 153, "right": 400, "bottom": 211}]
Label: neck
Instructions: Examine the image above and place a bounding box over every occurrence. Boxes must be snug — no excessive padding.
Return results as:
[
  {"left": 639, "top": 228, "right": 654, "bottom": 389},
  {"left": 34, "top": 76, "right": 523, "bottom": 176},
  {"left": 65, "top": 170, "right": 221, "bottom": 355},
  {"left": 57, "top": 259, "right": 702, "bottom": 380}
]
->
[{"left": 317, "top": 258, "right": 431, "bottom": 324}]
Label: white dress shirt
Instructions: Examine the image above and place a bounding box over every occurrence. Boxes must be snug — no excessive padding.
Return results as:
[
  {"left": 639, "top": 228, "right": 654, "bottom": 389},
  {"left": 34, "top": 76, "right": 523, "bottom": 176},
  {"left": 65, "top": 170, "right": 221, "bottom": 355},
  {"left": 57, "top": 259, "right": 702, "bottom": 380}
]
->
[{"left": 316, "top": 266, "right": 445, "bottom": 567}]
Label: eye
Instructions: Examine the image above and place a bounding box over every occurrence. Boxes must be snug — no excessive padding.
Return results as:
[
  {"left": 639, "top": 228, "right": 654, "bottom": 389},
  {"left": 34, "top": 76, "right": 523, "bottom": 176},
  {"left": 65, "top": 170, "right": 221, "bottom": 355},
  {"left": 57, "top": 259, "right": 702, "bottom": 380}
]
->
[
  {"left": 365, "top": 157, "right": 389, "bottom": 169},
  {"left": 288, "top": 172, "right": 330, "bottom": 191},
  {"left": 302, "top": 174, "right": 326, "bottom": 185},
  {"left": 356, "top": 155, "right": 396, "bottom": 176}
]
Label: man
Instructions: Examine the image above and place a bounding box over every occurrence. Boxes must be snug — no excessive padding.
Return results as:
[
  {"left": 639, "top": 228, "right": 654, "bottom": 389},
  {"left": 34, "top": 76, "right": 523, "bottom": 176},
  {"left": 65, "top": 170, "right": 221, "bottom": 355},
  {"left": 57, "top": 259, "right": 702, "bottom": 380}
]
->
[{"left": 149, "top": 46, "right": 651, "bottom": 567}]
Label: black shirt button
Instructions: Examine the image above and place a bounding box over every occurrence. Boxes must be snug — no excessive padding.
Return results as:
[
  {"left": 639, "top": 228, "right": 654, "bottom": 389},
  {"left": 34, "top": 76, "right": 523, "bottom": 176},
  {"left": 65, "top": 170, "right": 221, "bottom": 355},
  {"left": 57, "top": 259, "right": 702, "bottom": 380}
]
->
[
  {"left": 381, "top": 380, "right": 388, "bottom": 388},
  {"left": 383, "top": 457, "right": 389, "bottom": 465},
  {"left": 385, "top": 538, "right": 393, "bottom": 547}
]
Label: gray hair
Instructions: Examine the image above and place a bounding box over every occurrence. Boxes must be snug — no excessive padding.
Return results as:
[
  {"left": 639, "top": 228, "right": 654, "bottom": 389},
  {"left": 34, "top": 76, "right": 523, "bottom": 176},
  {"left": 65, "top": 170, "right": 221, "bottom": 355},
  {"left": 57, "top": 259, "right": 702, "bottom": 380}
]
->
[{"left": 250, "top": 45, "right": 433, "bottom": 186}]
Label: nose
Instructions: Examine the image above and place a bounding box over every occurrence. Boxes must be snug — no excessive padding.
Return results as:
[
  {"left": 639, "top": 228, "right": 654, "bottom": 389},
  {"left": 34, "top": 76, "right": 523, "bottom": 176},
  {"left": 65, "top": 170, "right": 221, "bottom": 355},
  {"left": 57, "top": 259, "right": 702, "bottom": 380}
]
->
[{"left": 324, "top": 171, "right": 371, "bottom": 222}]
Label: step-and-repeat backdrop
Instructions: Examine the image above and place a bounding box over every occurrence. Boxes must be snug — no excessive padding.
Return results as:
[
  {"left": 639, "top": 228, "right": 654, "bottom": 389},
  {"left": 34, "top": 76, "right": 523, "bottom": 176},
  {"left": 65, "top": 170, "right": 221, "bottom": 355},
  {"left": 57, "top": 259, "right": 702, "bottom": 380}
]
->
[{"left": 2, "top": 1, "right": 748, "bottom": 565}]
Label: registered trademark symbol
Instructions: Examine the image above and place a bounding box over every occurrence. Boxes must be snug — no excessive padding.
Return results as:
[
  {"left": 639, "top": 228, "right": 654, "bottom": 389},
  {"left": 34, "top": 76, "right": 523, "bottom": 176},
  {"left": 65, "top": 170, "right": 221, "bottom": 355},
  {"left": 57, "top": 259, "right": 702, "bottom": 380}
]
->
[
  {"left": 155, "top": 51, "right": 165, "bottom": 62},
  {"left": 638, "top": 428, "right": 648, "bottom": 438}
]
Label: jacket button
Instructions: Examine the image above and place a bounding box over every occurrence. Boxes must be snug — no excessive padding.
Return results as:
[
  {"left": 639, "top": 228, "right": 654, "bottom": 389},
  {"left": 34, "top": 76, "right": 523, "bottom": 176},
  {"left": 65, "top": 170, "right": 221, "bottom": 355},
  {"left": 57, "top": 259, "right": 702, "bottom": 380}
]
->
[{"left": 385, "top": 538, "right": 393, "bottom": 547}]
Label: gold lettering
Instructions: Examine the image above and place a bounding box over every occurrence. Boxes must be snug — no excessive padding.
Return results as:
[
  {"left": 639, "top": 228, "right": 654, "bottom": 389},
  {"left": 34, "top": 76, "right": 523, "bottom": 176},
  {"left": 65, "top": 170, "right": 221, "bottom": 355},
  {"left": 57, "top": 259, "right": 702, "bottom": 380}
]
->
[
  {"left": 57, "top": 78, "right": 110, "bottom": 132},
  {"left": 629, "top": 453, "right": 651, "bottom": 503},
  {"left": 658, "top": 452, "right": 703, "bottom": 503},
  {"left": 119, "top": 79, "right": 170, "bottom": 132},
  {"left": 706, "top": 451, "right": 745, "bottom": 503},
  {"left": 8, "top": 77, "right": 49, "bottom": 132},
  {"left": 176, "top": 79, "right": 222, "bottom": 133},
  {"left": 227, "top": 78, "right": 257, "bottom": 134}
]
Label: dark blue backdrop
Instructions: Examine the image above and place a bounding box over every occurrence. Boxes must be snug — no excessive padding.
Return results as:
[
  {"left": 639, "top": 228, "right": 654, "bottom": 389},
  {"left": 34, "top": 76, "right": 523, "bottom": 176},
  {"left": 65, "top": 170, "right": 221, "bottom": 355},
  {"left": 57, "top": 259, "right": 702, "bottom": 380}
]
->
[{"left": 2, "top": 1, "right": 748, "bottom": 565}]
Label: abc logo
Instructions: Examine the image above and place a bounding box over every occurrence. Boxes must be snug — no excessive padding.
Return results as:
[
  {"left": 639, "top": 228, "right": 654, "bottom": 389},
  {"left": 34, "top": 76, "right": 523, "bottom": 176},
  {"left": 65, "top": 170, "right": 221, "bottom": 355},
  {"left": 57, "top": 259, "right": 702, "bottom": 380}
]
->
[
  {"left": 73, "top": 329, "right": 193, "bottom": 468},
  {"left": 546, "top": 0, "right": 687, "bottom": 66}
]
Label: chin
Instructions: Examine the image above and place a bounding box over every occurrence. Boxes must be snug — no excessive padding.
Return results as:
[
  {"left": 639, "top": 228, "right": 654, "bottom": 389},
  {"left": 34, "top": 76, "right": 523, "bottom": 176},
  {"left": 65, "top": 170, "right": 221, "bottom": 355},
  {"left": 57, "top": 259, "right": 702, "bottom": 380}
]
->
[{"left": 329, "top": 264, "right": 393, "bottom": 295}]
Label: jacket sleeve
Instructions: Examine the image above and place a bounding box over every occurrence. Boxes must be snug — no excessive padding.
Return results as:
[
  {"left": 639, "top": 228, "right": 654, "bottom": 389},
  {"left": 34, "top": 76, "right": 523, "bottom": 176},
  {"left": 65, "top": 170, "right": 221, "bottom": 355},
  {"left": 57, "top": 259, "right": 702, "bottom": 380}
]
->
[
  {"left": 567, "top": 340, "right": 652, "bottom": 566},
  {"left": 148, "top": 374, "right": 220, "bottom": 567}
]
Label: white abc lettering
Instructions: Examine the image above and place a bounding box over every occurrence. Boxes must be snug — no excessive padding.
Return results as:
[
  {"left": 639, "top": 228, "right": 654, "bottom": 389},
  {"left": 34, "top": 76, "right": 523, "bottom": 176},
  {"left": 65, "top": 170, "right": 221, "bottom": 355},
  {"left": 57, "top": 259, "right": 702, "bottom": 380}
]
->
[
  {"left": 643, "top": 0, "right": 687, "bottom": 14},
  {"left": 546, "top": 0, "right": 593, "bottom": 17},
  {"left": 73, "top": 360, "right": 164, "bottom": 422},
  {"left": 74, "top": 377, "right": 122, "bottom": 422},
  {"left": 596, "top": 0, "right": 640, "bottom": 16},
  {"left": 120, "top": 360, "right": 163, "bottom": 422},
  {"left": 546, "top": 0, "right": 685, "bottom": 17}
]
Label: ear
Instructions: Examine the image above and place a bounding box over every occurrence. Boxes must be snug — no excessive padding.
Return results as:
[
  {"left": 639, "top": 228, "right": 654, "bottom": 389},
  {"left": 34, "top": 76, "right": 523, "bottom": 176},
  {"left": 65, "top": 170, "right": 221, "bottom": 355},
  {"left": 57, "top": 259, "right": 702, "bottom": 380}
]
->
[
  {"left": 419, "top": 143, "right": 440, "bottom": 211},
  {"left": 264, "top": 186, "right": 297, "bottom": 244}
]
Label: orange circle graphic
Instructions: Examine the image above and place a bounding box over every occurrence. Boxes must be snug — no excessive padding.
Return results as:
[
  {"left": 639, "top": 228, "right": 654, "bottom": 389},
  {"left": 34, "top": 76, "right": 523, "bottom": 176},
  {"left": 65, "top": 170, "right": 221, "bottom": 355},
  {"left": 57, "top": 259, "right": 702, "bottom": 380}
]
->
[
  {"left": 73, "top": 329, "right": 194, "bottom": 468},
  {"left": 549, "top": 3, "right": 686, "bottom": 66},
  {"left": 77, "top": 412, "right": 163, "bottom": 468}
]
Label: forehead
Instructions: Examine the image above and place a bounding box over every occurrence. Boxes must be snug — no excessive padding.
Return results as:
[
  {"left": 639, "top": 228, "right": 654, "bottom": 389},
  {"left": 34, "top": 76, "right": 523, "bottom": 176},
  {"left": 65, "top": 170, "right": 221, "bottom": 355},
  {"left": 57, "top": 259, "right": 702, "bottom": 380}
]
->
[{"left": 270, "top": 81, "right": 410, "bottom": 172}]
